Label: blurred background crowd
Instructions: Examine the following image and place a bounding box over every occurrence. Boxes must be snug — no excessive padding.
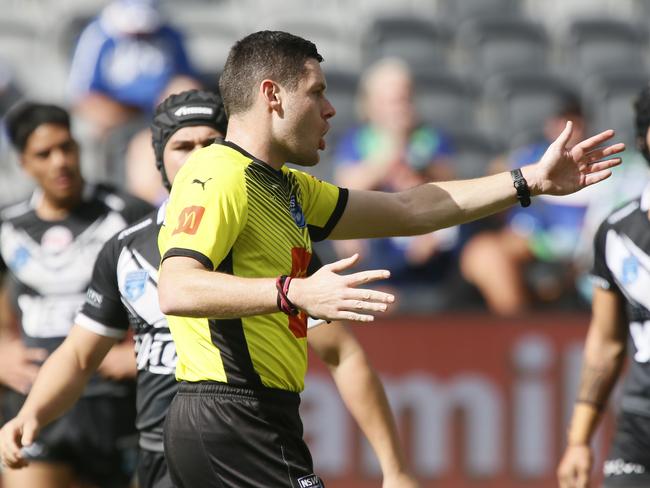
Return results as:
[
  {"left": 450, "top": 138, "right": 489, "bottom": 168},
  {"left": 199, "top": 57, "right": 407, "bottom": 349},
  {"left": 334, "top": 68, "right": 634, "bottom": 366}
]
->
[{"left": 2, "top": 0, "right": 650, "bottom": 316}]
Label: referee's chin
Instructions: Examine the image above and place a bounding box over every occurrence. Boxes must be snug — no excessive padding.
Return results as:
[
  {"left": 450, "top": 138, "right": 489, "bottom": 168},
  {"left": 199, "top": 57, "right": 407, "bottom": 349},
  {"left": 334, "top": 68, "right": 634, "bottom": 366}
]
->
[{"left": 291, "top": 153, "right": 320, "bottom": 167}]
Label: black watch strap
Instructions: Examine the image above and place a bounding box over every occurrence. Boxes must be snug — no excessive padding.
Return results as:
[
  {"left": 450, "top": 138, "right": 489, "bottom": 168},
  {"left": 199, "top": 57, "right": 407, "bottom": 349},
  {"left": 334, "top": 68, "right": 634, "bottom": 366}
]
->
[{"left": 510, "top": 168, "right": 531, "bottom": 207}]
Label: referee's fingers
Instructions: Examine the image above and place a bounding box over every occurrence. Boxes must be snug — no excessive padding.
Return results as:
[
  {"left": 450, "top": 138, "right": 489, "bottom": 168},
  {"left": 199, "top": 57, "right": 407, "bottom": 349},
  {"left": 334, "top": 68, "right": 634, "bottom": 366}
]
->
[
  {"left": 345, "top": 269, "right": 391, "bottom": 287},
  {"left": 339, "top": 300, "right": 389, "bottom": 314},
  {"left": 343, "top": 288, "right": 394, "bottom": 304}
]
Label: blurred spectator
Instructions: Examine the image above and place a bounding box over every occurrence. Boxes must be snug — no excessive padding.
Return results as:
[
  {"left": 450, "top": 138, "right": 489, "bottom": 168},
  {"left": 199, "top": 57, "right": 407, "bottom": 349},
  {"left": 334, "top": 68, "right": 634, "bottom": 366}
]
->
[
  {"left": 460, "top": 95, "right": 649, "bottom": 316},
  {"left": 333, "top": 58, "right": 459, "bottom": 288},
  {"left": 124, "top": 76, "right": 203, "bottom": 205},
  {"left": 67, "top": 0, "right": 198, "bottom": 137},
  {"left": 0, "top": 61, "right": 33, "bottom": 207}
]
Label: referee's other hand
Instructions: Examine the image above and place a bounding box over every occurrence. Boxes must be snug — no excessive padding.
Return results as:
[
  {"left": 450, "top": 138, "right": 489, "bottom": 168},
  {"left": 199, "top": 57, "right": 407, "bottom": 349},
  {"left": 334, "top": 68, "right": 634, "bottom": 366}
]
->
[{"left": 288, "top": 254, "right": 394, "bottom": 323}]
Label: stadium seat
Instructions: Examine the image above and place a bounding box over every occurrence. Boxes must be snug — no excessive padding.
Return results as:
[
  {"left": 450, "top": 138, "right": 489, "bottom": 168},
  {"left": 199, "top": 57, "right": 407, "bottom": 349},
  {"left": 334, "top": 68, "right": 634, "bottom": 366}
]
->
[
  {"left": 444, "top": 128, "right": 506, "bottom": 179},
  {"left": 413, "top": 70, "right": 478, "bottom": 130},
  {"left": 567, "top": 18, "right": 648, "bottom": 77},
  {"left": 362, "top": 15, "right": 452, "bottom": 71},
  {"left": 457, "top": 17, "right": 550, "bottom": 80},
  {"left": 481, "top": 71, "right": 577, "bottom": 146},
  {"left": 437, "top": 0, "right": 521, "bottom": 23},
  {"left": 582, "top": 71, "right": 650, "bottom": 144}
]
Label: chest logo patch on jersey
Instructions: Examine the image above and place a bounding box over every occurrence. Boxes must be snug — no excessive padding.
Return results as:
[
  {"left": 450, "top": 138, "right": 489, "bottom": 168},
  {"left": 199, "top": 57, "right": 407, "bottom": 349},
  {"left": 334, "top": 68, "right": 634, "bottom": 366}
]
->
[
  {"left": 10, "top": 245, "right": 30, "bottom": 271},
  {"left": 172, "top": 206, "right": 205, "bottom": 235},
  {"left": 621, "top": 255, "right": 639, "bottom": 285},
  {"left": 289, "top": 194, "right": 306, "bottom": 229},
  {"left": 41, "top": 226, "right": 74, "bottom": 253},
  {"left": 125, "top": 270, "right": 148, "bottom": 301}
]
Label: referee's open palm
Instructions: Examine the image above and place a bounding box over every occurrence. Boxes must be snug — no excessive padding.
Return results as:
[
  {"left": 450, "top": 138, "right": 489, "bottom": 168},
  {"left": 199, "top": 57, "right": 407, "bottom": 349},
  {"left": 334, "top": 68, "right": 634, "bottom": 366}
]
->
[
  {"left": 290, "top": 254, "right": 394, "bottom": 323},
  {"left": 533, "top": 121, "right": 624, "bottom": 196}
]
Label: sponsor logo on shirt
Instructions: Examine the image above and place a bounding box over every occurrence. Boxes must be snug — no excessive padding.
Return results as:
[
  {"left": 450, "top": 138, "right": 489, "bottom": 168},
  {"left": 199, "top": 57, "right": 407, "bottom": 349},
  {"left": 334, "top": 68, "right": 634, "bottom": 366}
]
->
[
  {"left": 604, "top": 458, "right": 646, "bottom": 476},
  {"left": 289, "top": 194, "right": 306, "bottom": 228},
  {"left": 41, "top": 226, "right": 74, "bottom": 253},
  {"left": 297, "top": 475, "right": 323, "bottom": 487},
  {"left": 125, "top": 270, "right": 148, "bottom": 301},
  {"left": 86, "top": 287, "right": 104, "bottom": 308},
  {"left": 172, "top": 206, "right": 205, "bottom": 235}
]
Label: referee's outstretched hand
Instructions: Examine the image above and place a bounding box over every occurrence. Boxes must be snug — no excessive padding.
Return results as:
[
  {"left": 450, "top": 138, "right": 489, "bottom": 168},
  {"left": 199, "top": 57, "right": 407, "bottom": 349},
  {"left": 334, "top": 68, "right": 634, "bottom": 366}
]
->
[
  {"left": 526, "top": 122, "right": 624, "bottom": 197},
  {"left": 0, "top": 415, "right": 40, "bottom": 470},
  {"left": 289, "top": 254, "right": 394, "bottom": 323}
]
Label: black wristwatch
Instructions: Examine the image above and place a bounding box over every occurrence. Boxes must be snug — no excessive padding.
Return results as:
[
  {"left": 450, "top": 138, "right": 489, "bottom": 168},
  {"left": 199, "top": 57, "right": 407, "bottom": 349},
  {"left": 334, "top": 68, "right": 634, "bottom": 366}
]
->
[{"left": 510, "top": 168, "right": 531, "bottom": 207}]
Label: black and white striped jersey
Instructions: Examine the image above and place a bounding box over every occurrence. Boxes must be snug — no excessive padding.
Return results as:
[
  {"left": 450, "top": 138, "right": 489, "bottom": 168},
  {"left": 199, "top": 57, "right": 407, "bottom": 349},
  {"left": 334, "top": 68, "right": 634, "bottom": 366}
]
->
[
  {"left": 76, "top": 205, "right": 173, "bottom": 452},
  {"left": 0, "top": 183, "right": 153, "bottom": 396},
  {"left": 592, "top": 187, "right": 650, "bottom": 416}
]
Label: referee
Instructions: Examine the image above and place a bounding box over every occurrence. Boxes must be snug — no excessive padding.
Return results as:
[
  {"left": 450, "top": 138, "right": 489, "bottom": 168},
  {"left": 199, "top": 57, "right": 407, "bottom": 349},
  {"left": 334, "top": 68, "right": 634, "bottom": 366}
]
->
[
  {"left": 157, "top": 31, "right": 624, "bottom": 487},
  {"left": 0, "top": 90, "right": 417, "bottom": 488}
]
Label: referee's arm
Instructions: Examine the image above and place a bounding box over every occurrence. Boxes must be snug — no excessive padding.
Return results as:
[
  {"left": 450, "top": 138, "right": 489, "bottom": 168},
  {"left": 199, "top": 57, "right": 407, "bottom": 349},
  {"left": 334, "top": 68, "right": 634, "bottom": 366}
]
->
[
  {"left": 328, "top": 125, "right": 622, "bottom": 241},
  {"left": 159, "top": 254, "right": 394, "bottom": 323}
]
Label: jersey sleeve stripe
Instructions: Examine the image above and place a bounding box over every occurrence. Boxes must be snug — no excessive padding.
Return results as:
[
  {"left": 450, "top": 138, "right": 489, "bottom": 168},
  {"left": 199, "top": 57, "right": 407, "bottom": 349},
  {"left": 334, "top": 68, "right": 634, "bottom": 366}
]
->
[
  {"left": 308, "top": 188, "right": 349, "bottom": 242},
  {"left": 76, "top": 313, "right": 127, "bottom": 339},
  {"left": 162, "top": 247, "right": 214, "bottom": 270}
]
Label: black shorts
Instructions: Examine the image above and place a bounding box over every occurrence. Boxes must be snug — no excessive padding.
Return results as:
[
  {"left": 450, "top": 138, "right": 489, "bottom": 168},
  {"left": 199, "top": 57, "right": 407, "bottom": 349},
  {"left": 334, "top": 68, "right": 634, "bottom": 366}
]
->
[
  {"left": 603, "top": 410, "right": 650, "bottom": 487},
  {"left": 1, "top": 388, "right": 138, "bottom": 488},
  {"left": 138, "top": 450, "right": 174, "bottom": 488},
  {"left": 164, "top": 382, "right": 325, "bottom": 488}
]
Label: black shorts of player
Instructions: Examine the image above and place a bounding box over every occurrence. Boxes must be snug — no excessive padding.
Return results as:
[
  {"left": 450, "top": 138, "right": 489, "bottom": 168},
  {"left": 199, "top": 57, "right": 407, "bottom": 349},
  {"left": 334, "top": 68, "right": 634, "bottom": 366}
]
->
[
  {"left": 1, "top": 388, "right": 138, "bottom": 488},
  {"left": 138, "top": 449, "right": 175, "bottom": 488},
  {"left": 164, "top": 381, "right": 325, "bottom": 488},
  {"left": 603, "top": 410, "right": 650, "bottom": 487}
]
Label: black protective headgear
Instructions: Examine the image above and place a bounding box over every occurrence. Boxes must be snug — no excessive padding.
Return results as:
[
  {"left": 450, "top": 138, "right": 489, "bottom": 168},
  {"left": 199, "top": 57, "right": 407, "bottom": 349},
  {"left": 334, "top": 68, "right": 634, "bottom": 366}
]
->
[
  {"left": 634, "top": 84, "right": 650, "bottom": 165},
  {"left": 151, "top": 89, "right": 228, "bottom": 190}
]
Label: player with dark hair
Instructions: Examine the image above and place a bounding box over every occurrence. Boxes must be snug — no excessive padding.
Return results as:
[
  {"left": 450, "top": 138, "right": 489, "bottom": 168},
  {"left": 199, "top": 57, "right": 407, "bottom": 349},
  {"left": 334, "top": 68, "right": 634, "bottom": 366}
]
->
[
  {"left": 0, "top": 102, "right": 152, "bottom": 487},
  {"left": 0, "top": 90, "right": 418, "bottom": 488},
  {"left": 155, "top": 30, "right": 624, "bottom": 487},
  {"left": 557, "top": 84, "right": 650, "bottom": 488}
]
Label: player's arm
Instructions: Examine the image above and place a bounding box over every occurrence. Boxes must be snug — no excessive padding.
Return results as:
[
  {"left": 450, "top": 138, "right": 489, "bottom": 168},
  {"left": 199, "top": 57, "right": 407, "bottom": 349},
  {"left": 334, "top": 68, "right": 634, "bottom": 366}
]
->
[
  {"left": 0, "top": 325, "right": 117, "bottom": 469},
  {"left": 0, "top": 267, "right": 47, "bottom": 394},
  {"left": 329, "top": 124, "right": 623, "bottom": 240},
  {"left": 307, "top": 323, "right": 419, "bottom": 488},
  {"left": 557, "top": 286, "right": 627, "bottom": 488}
]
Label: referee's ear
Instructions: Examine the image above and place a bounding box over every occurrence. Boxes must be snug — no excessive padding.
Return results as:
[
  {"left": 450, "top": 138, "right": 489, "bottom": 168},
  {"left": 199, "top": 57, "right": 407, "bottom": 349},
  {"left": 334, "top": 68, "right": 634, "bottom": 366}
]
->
[{"left": 261, "top": 79, "right": 282, "bottom": 114}]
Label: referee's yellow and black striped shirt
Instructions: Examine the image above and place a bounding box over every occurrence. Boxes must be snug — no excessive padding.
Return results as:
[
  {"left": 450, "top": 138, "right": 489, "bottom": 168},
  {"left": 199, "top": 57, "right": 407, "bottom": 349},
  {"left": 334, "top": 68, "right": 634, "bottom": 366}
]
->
[{"left": 158, "top": 140, "right": 347, "bottom": 392}]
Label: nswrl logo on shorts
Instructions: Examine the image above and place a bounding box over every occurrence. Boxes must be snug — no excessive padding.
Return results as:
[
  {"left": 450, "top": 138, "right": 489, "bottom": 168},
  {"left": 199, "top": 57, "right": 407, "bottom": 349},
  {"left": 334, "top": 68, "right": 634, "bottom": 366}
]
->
[{"left": 296, "top": 474, "right": 324, "bottom": 488}]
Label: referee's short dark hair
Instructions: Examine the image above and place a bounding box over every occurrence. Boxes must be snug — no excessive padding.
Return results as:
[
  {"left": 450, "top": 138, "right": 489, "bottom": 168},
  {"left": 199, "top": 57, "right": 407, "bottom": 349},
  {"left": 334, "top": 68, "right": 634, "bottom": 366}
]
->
[
  {"left": 219, "top": 30, "right": 323, "bottom": 117},
  {"left": 4, "top": 101, "right": 71, "bottom": 152}
]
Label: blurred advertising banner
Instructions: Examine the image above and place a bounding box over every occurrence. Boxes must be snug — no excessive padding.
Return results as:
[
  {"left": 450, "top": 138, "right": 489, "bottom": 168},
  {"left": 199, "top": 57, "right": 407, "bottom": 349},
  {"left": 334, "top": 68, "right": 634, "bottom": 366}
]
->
[{"left": 302, "top": 313, "right": 615, "bottom": 488}]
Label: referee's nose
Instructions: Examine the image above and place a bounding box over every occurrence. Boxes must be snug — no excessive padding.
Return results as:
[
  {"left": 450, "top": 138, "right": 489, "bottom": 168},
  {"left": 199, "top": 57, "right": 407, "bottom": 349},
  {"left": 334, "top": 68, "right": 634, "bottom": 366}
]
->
[{"left": 323, "top": 96, "right": 336, "bottom": 120}]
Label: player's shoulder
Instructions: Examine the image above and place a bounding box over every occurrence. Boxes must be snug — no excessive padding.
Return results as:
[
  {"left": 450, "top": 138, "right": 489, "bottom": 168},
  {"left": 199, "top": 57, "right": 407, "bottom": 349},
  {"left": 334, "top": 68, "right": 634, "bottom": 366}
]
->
[
  {"left": 90, "top": 183, "right": 154, "bottom": 220},
  {"left": 0, "top": 198, "right": 32, "bottom": 223},
  {"left": 603, "top": 196, "right": 644, "bottom": 229},
  {"left": 116, "top": 208, "right": 160, "bottom": 243}
]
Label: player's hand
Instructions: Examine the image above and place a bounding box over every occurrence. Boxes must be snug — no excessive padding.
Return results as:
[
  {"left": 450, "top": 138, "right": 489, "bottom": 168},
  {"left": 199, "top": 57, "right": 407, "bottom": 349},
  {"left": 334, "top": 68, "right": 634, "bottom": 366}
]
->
[
  {"left": 557, "top": 443, "right": 593, "bottom": 488},
  {"left": 97, "top": 340, "right": 137, "bottom": 380},
  {"left": 289, "top": 254, "right": 394, "bottom": 323},
  {"left": 524, "top": 122, "right": 624, "bottom": 196},
  {"left": 383, "top": 471, "right": 420, "bottom": 488},
  {"left": 0, "top": 415, "right": 40, "bottom": 470},
  {"left": 0, "top": 338, "right": 47, "bottom": 394}
]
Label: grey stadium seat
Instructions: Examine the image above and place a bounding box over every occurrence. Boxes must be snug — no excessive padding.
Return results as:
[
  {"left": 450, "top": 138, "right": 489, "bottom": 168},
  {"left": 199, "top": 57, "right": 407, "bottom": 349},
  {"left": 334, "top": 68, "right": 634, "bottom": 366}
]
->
[
  {"left": 567, "top": 19, "right": 648, "bottom": 77},
  {"left": 437, "top": 0, "right": 521, "bottom": 23},
  {"left": 413, "top": 70, "right": 478, "bottom": 130},
  {"left": 482, "top": 71, "right": 577, "bottom": 146},
  {"left": 458, "top": 17, "right": 550, "bottom": 80},
  {"left": 445, "top": 128, "right": 506, "bottom": 179},
  {"left": 362, "top": 15, "right": 451, "bottom": 72},
  {"left": 582, "top": 71, "right": 650, "bottom": 145}
]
